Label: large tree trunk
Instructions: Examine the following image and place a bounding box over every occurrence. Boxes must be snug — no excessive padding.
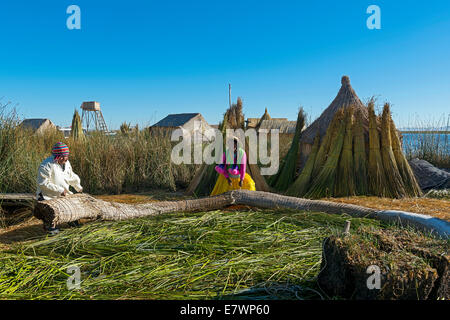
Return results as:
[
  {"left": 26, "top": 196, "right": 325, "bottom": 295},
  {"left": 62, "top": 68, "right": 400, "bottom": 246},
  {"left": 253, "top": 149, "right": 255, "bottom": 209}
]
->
[{"left": 34, "top": 190, "right": 450, "bottom": 238}]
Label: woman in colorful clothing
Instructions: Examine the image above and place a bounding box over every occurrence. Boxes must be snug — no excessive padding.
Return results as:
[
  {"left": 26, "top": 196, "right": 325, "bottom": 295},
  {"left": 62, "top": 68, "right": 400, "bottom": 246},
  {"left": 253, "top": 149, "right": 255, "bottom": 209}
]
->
[{"left": 210, "top": 137, "right": 256, "bottom": 196}]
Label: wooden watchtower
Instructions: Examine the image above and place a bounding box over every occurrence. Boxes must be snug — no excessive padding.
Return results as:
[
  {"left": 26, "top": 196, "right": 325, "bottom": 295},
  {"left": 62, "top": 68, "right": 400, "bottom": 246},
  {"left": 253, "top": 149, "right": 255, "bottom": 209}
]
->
[{"left": 80, "top": 101, "right": 108, "bottom": 132}]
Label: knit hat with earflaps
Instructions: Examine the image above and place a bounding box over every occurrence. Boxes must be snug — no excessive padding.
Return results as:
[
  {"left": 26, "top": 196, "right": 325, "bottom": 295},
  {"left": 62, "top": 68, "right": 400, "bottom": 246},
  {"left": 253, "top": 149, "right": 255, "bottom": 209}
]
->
[{"left": 52, "top": 142, "right": 69, "bottom": 158}]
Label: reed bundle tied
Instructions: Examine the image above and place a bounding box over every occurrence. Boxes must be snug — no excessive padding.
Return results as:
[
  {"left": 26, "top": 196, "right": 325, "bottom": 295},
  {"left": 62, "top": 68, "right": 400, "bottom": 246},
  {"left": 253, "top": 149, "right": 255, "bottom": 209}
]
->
[
  {"left": 336, "top": 106, "right": 355, "bottom": 197},
  {"left": 368, "top": 102, "right": 390, "bottom": 197},
  {"left": 271, "top": 108, "right": 306, "bottom": 191},
  {"left": 353, "top": 109, "right": 368, "bottom": 195},
  {"left": 389, "top": 115, "right": 423, "bottom": 197},
  {"left": 380, "top": 103, "right": 406, "bottom": 198},
  {"left": 70, "top": 110, "right": 85, "bottom": 141},
  {"left": 305, "top": 108, "right": 346, "bottom": 198},
  {"left": 286, "top": 133, "right": 320, "bottom": 197},
  {"left": 311, "top": 110, "right": 341, "bottom": 178}
]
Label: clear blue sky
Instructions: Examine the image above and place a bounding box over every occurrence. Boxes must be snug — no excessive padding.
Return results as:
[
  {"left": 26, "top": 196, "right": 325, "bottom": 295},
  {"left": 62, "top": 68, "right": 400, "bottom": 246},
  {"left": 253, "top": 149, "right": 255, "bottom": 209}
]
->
[{"left": 1, "top": 0, "right": 449, "bottom": 129}]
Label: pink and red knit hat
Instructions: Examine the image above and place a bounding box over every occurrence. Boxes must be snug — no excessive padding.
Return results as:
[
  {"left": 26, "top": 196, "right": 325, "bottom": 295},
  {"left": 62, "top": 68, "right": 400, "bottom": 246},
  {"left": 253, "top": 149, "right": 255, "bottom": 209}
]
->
[{"left": 52, "top": 142, "right": 69, "bottom": 157}]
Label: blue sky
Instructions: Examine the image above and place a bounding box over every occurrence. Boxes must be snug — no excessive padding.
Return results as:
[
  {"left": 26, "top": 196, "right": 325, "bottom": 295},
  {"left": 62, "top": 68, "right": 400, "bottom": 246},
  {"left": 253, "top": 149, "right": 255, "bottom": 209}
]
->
[{"left": 1, "top": 0, "right": 449, "bottom": 129}]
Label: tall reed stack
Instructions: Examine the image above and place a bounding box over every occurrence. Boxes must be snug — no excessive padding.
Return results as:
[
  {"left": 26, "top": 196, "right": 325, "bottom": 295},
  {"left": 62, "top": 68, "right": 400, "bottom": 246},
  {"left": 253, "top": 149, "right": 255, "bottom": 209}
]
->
[
  {"left": 380, "top": 103, "right": 406, "bottom": 198},
  {"left": 368, "top": 101, "right": 390, "bottom": 197},
  {"left": 304, "top": 108, "right": 346, "bottom": 198},
  {"left": 286, "top": 133, "right": 320, "bottom": 197},
  {"left": 311, "top": 112, "right": 341, "bottom": 178},
  {"left": 70, "top": 109, "right": 85, "bottom": 141},
  {"left": 353, "top": 109, "right": 368, "bottom": 195},
  {"left": 271, "top": 108, "right": 306, "bottom": 191},
  {"left": 336, "top": 106, "right": 355, "bottom": 197}
]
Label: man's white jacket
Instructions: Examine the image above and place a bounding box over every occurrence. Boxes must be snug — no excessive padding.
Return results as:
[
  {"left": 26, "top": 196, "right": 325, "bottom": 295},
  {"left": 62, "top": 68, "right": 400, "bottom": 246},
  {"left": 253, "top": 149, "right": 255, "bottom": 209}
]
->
[{"left": 36, "top": 156, "right": 83, "bottom": 200}]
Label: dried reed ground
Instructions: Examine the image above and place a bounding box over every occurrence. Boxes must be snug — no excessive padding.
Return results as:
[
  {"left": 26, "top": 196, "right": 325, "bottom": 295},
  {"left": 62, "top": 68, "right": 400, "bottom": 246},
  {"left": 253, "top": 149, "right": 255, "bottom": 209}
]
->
[{"left": 0, "top": 192, "right": 448, "bottom": 299}]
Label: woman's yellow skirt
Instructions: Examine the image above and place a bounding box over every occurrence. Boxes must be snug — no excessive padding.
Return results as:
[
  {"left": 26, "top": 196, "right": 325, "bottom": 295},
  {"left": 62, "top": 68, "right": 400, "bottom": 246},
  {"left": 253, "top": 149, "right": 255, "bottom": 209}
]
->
[{"left": 210, "top": 173, "right": 256, "bottom": 196}]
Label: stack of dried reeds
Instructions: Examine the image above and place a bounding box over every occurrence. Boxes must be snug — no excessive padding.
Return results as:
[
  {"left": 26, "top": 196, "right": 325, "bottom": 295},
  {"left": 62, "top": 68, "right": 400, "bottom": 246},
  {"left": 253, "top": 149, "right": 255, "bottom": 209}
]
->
[
  {"left": 288, "top": 103, "right": 422, "bottom": 199},
  {"left": 70, "top": 109, "right": 85, "bottom": 141}
]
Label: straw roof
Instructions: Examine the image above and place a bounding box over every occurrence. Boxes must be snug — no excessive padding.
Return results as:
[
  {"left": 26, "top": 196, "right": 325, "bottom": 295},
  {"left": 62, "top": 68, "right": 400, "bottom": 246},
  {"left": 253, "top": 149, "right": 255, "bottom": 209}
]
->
[
  {"left": 301, "top": 76, "right": 368, "bottom": 145},
  {"left": 152, "top": 113, "right": 203, "bottom": 127},
  {"left": 20, "top": 118, "right": 56, "bottom": 134},
  {"left": 258, "top": 119, "right": 298, "bottom": 134}
]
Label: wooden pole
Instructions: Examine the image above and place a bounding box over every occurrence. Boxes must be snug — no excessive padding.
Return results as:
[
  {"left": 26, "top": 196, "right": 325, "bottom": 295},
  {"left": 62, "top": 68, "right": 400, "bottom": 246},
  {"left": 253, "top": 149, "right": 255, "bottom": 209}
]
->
[{"left": 343, "top": 220, "right": 351, "bottom": 235}]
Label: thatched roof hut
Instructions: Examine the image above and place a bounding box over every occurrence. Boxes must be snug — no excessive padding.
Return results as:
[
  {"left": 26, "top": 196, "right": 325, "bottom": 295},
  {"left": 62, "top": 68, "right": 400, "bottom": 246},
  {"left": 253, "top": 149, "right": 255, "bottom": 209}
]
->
[
  {"left": 258, "top": 119, "right": 298, "bottom": 134},
  {"left": 20, "top": 118, "right": 57, "bottom": 135},
  {"left": 151, "top": 113, "right": 212, "bottom": 141},
  {"left": 298, "top": 76, "right": 369, "bottom": 170}
]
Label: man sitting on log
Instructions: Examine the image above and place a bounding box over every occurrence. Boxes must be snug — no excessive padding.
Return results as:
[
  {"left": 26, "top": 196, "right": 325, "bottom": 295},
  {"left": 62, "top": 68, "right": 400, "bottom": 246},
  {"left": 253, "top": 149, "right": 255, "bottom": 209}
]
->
[{"left": 36, "top": 142, "right": 83, "bottom": 235}]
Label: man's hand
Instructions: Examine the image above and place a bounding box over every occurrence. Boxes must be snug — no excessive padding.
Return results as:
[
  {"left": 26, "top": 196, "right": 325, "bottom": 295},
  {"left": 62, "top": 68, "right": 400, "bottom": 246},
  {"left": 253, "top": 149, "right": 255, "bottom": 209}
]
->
[
  {"left": 61, "top": 190, "right": 68, "bottom": 196},
  {"left": 239, "top": 180, "right": 243, "bottom": 187},
  {"left": 227, "top": 177, "right": 232, "bottom": 186}
]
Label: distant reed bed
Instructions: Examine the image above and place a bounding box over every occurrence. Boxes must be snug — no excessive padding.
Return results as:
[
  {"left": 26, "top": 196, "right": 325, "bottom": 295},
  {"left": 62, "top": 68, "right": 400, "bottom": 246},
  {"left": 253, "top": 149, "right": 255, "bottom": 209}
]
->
[
  {"left": 0, "top": 107, "right": 196, "bottom": 194},
  {"left": 401, "top": 114, "right": 449, "bottom": 169}
]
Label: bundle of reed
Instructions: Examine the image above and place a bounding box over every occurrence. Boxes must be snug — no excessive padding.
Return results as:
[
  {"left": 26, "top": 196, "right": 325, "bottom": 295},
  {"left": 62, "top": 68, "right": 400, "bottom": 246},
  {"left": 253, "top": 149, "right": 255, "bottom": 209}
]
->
[
  {"left": 304, "top": 108, "right": 346, "bottom": 199},
  {"left": 311, "top": 109, "right": 341, "bottom": 177},
  {"left": 335, "top": 106, "right": 355, "bottom": 197},
  {"left": 389, "top": 116, "right": 423, "bottom": 197},
  {"left": 368, "top": 102, "right": 390, "bottom": 197},
  {"left": 271, "top": 108, "right": 306, "bottom": 191},
  {"left": 380, "top": 103, "right": 406, "bottom": 198},
  {"left": 70, "top": 109, "right": 85, "bottom": 141},
  {"left": 286, "top": 133, "right": 320, "bottom": 197},
  {"left": 353, "top": 109, "right": 368, "bottom": 195}
]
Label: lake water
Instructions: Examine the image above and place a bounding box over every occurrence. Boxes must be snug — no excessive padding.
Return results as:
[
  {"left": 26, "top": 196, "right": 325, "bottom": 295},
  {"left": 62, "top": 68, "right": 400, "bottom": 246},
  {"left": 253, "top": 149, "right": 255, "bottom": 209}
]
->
[{"left": 401, "top": 133, "right": 449, "bottom": 154}]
